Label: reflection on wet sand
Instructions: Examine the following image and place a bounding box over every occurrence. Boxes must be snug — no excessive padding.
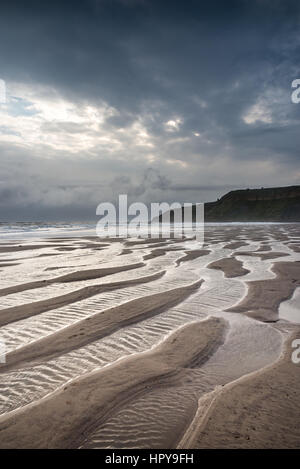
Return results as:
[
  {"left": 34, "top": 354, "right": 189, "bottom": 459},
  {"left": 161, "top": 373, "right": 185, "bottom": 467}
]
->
[{"left": 0, "top": 224, "right": 299, "bottom": 448}]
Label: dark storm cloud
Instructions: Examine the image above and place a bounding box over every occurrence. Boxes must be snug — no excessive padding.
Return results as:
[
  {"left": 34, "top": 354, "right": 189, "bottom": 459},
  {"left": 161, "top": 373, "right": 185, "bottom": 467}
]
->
[
  {"left": 1, "top": 0, "right": 299, "bottom": 111},
  {"left": 0, "top": 0, "right": 300, "bottom": 220}
]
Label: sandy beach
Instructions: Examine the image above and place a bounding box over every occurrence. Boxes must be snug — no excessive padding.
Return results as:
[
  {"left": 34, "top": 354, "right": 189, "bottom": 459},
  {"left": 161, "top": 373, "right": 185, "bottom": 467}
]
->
[{"left": 0, "top": 223, "right": 299, "bottom": 448}]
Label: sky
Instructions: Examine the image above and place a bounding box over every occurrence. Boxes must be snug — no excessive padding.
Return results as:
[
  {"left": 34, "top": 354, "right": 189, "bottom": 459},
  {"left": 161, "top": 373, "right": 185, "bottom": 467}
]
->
[{"left": 0, "top": 0, "right": 299, "bottom": 221}]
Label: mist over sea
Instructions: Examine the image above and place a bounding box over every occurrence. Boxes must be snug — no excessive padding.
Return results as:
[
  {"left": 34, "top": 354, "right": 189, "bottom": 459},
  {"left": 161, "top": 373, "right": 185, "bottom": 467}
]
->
[{"left": 0, "top": 221, "right": 287, "bottom": 240}]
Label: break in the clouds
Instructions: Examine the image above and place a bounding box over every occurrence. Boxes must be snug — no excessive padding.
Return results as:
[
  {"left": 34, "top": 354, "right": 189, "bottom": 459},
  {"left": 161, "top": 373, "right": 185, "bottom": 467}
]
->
[{"left": 0, "top": 0, "right": 300, "bottom": 220}]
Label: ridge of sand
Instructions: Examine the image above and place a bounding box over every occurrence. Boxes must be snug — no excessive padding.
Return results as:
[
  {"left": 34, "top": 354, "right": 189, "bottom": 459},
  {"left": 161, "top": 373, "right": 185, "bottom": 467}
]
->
[
  {"left": 0, "top": 262, "right": 145, "bottom": 297},
  {"left": 223, "top": 241, "right": 249, "bottom": 249},
  {"left": 119, "top": 248, "right": 133, "bottom": 255},
  {"left": 182, "top": 329, "right": 300, "bottom": 449},
  {"left": 44, "top": 264, "right": 88, "bottom": 270},
  {"left": 125, "top": 238, "right": 170, "bottom": 247},
  {"left": 140, "top": 241, "right": 174, "bottom": 249},
  {"left": 235, "top": 251, "right": 289, "bottom": 260},
  {"left": 0, "top": 271, "right": 166, "bottom": 327},
  {"left": 207, "top": 257, "right": 249, "bottom": 278},
  {"left": 1, "top": 279, "right": 203, "bottom": 372},
  {"left": 125, "top": 238, "right": 186, "bottom": 247},
  {"left": 287, "top": 244, "right": 300, "bottom": 253},
  {"left": 0, "top": 317, "right": 225, "bottom": 449},
  {"left": 227, "top": 261, "right": 300, "bottom": 321},
  {"left": 143, "top": 246, "right": 182, "bottom": 261},
  {"left": 175, "top": 250, "right": 211, "bottom": 266},
  {"left": 256, "top": 244, "right": 272, "bottom": 252},
  {"left": 0, "top": 244, "right": 64, "bottom": 253}
]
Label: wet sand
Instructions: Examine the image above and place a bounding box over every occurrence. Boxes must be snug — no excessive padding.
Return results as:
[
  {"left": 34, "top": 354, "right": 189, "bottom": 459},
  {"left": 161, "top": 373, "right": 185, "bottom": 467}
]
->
[
  {"left": 0, "top": 262, "right": 145, "bottom": 297},
  {"left": 208, "top": 257, "right": 249, "bottom": 277},
  {"left": 228, "top": 261, "right": 300, "bottom": 322},
  {"left": 0, "top": 224, "right": 299, "bottom": 448},
  {"left": 176, "top": 249, "right": 211, "bottom": 266},
  {"left": 0, "top": 318, "right": 225, "bottom": 448},
  {"left": 0, "top": 270, "right": 165, "bottom": 327},
  {"left": 1, "top": 279, "right": 203, "bottom": 371},
  {"left": 186, "top": 330, "right": 300, "bottom": 448},
  {"left": 235, "top": 251, "right": 289, "bottom": 260}
]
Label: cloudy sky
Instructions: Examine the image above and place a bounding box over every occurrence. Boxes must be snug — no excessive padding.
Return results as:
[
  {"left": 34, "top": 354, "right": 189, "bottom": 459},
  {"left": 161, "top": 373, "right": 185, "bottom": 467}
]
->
[{"left": 0, "top": 0, "right": 299, "bottom": 221}]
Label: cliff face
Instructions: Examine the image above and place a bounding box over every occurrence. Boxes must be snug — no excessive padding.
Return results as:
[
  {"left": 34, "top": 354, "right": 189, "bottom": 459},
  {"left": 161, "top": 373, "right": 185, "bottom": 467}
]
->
[
  {"left": 160, "top": 186, "right": 300, "bottom": 222},
  {"left": 204, "top": 186, "right": 300, "bottom": 222}
]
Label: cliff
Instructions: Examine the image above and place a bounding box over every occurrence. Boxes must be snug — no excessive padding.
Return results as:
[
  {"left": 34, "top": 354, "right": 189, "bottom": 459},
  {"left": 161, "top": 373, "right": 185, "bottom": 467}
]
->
[{"left": 160, "top": 186, "right": 300, "bottom": 222}]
